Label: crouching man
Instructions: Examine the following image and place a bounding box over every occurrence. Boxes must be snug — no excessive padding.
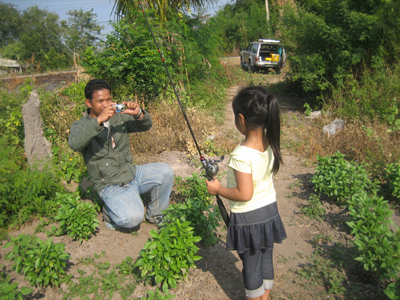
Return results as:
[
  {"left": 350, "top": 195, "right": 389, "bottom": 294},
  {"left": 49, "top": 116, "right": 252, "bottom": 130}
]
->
[{"left": 68, "top": 79, "right": 174, "bottom": 231}]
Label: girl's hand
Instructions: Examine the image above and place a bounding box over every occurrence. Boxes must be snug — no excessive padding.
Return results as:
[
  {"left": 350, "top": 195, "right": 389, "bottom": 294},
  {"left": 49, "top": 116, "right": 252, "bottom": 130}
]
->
[{"left": 206, "top": 178, "right": 221, "bottom": 195}]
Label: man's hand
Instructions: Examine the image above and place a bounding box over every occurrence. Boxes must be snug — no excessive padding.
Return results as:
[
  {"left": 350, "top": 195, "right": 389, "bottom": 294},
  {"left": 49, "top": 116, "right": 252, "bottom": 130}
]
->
[
  {"left": 122, "top": 101, "right": 143, "bottom": 119},
  {"left": 97, "top": 103, "right": 116, "bottom": 124},
  {"left": 206, "top": 178, "right": 221, "bottom": 195}
]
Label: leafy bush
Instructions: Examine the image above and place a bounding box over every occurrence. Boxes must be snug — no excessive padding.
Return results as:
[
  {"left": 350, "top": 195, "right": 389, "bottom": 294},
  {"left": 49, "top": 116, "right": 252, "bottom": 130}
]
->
[
  {"left": 135, "top": 220, "right": 201, "bottom": 294},
  {"left": 83, "top": 15, "right": 169, "bottom": 99},
  {"left": 168, "top": 173, "right": 220, "bottom": 245},
  {"left": 386, "top": 163, "right": 400, "bottom": 199},
  {"left": 49, "top": 193, "right": 99, "bottom": 242},
  {"left": 347, "top": 192, "right": 400, "bottom": 280},
  {"left": 384, "top": 278, "right": 400, "bottom": 300},
  {"left": 311, "top": 151, "right": 377, "bottom": 204},
  {"left": 0, "top": 265, "right": 34, "bottom": 300},
  {"left": 3, "top": 234, "right": 71, "bottom": 287},
  {"left": 0, "top": 137, "right": 64, "bottom": 227}
]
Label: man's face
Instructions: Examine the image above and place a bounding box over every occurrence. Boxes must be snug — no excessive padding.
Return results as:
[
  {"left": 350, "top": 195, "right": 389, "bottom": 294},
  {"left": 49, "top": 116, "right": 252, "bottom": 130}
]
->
[{"left": 85, "top": 88, "right": 112, "bottom": 118}]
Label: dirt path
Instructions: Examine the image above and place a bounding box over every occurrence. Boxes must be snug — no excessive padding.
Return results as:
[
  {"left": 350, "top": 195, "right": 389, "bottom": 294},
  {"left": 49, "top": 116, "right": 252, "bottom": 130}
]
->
[{"left": 0, "top": 74, "right": 382, "bottom": 299}]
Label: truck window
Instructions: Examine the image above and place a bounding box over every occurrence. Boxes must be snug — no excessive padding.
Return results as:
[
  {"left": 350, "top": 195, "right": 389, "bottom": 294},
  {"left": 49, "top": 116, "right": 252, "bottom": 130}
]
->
[{"left": 251, "top": 43, "right": 259, "bottom": 54}]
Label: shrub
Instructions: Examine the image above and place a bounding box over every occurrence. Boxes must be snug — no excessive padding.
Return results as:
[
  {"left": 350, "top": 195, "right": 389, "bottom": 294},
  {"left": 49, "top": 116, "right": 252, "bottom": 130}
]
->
[
  {"left": 386, "top": 163, "right": 400, "bottom": 199},
  {"left": 50, "top": 193, "right": 100, "bottom": 242},
  {"left": 311, "top": 151, "right": 378, "bottom": 204},
  {"left": 3, "top": 234, "right": 71, "bottom": 287},
  {"left": 166, "top": 173, "right": 221, "bottom": 245},
  {"left": 135, "top": 220, "right": 201, "bottom": 294},
  {"left": 0, "top": 137, "right": 64, "bottom": 227},
  {"left": 347, "top": 192, "right": 400, "bottom": 280}
]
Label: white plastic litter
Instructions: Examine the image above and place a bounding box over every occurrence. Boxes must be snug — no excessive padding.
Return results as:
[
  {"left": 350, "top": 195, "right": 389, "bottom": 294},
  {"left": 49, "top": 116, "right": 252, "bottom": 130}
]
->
[
  {"left": 308, "top": 110, "right": 321, "bottom": 119},
  {"left": 323, "top": 119, "right": 344, "bottom": 136}
]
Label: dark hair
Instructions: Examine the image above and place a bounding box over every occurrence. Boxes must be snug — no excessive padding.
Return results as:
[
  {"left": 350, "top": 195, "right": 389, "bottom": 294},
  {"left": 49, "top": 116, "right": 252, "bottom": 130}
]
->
[
  {"left": 232, "top": 86, "right": 283, "bottom": 174},
  {"left": 85, "top": 79, "right": 112, "bottom": 101}
]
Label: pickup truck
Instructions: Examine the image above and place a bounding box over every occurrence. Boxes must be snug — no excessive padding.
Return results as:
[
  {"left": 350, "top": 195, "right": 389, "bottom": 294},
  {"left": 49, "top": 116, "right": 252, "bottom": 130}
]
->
[{"left": 240, "top": 39, "right": 286, "bottom": 73}]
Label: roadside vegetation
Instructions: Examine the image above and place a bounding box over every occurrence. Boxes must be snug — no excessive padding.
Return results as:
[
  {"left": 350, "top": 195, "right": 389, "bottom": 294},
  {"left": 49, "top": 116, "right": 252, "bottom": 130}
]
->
[{"left": 1, "top": 0, "right": 400, "bottom": 299}]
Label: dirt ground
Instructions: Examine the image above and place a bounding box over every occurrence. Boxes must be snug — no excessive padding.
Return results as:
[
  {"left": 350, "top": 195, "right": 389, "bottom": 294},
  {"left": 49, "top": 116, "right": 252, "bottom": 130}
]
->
[{"left": 0, "top": 70, "right": 387, "bottom": 299}]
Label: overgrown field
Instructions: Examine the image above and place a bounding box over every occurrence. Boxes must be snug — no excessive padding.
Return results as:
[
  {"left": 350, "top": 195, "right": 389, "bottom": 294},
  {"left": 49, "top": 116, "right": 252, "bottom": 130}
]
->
[{"left": 1, "top": 62, "right": 400, "bottom": 299}]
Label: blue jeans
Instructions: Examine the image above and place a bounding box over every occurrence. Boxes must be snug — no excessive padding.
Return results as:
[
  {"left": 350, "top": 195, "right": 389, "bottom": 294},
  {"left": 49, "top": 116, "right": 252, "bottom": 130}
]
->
[{"left": 99, "top": 163, "right": 174, "bottom": 228}]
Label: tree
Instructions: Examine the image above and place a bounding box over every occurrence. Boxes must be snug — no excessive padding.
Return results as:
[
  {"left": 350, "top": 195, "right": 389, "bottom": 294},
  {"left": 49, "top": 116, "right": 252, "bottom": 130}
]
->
[
  {"left": 0, "top": 2, "right": 22, "bottom": 47},
  {"left": 111, "top": 0, "right": 216, "bottom": 26},
  {"left": 19, "top": 5, "right": 70, "bottom": 70},
  {"left": 61, "top": 9, "right": 104, "bottom": 55},
  {"left": 83, "top": 15, "right": 170, "bottom": 99}
]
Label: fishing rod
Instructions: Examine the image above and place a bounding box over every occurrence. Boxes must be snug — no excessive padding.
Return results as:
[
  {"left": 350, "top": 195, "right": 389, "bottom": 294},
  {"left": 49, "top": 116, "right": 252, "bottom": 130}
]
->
[{"left": 137, "top": 1, "right": 230, "bottom": 226}]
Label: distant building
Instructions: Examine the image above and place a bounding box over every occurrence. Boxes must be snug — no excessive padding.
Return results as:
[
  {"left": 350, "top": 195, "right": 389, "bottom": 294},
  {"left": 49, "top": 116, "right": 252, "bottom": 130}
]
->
[{"left": 0, "top": 58, "right": 22, "bottom": 75}]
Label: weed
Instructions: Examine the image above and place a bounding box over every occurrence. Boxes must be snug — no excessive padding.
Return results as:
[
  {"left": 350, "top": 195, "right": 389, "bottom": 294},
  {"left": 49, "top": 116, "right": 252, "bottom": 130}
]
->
[
  {"left": 288, "top": 179, "right": 302, "bottom": 189},
  {"left": 171, "top": 173, "right": 221, "bottom": 245},
  {"left": 0, "top": 267, "right": 34, "bottom": 300},
  {"left": 48, "top": 192, "right": 99, "bottom": 242},
  {"left": 3, "top": 234, "right": 71, "bottom": 287},
  {"left": 135, "top": 219, "right": 201, "bottom": 294},
  {"left": 77, "top": 256, "right": 95, "bottom": 266},
  {"left": 385, "top": 163, "right": 400, "bottom": 200},
  {"left": 300, "top": 193, "right": 326, "bottom": 221},
  {"left": 312, "top": 233, "right": 333, "bottom": 244},
  {"left": 296, "top": 248, "right": 346, "bottom": 296},
  {"left": 347, "top": 192, "right": 400, "bottom": 280},
  {"left": 140, "top": 287, "right": 176, "bottom": 299},
  {"left": 311, "top": 151, "right": 378, "bottom": 204}
]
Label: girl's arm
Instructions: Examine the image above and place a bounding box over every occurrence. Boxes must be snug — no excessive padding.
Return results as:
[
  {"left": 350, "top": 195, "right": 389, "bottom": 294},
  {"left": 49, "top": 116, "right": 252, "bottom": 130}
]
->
[{"left": 206, "top": 170, "right": 253, "bottom": 201}]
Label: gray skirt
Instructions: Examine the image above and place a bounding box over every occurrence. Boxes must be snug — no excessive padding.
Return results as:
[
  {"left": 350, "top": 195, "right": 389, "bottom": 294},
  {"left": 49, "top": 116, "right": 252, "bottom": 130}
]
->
[{"left": 226, "top": 202, "right": 287, "bottom": 253}]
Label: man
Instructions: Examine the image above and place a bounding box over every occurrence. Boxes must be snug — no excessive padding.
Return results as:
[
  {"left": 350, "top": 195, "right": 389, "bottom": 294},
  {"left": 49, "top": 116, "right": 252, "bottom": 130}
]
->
[{"left": 68, "top": 79, "right": 174, "bottom": 231}]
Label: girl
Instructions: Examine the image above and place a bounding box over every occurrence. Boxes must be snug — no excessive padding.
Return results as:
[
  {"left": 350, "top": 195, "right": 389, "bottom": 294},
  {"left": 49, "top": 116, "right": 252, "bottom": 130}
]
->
[{"left": 206, "top": 86, "right": 286, "bottom": 300}]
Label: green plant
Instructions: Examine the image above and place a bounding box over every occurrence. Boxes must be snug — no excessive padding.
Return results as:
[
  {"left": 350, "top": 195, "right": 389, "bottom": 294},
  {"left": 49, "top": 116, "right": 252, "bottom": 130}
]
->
[
  {"left": 304, "top": 103, "right": 312, "bottom": 116},
  {"left": 50, "top": 193, "right": 99, "bottom": 242},
  {"left": 386, "top": 163, "right": 400, "bottom": 199},
  {"left": 63, "top": 254, "right": 137, "bottom": 300},
  {"left": 170, "top": 173, "right": 221, "bottom": 245},
  {"left": 384, "top": 277, "right": 400, "bottom": 300},
  {"left": 3, "top": 234, "right": 71, "bottom": 287},
  {"left": 140, "top": 288, "right": 176, "bottom": 299},
  {"left": 296, "top": 247, "right": 346, "bottom": 296},
  {"left": 52, "top": 146, "right": 86, "bottom": 183},
  {"left": 300, "top": 193, "right": 326, "bottom": 221},
  {"left": 311, "top": 151, "right": 378, "bottom": 204},
  {"left": 135, "top": 219, "right": 201, "bottom": 294},
  {"left": 347, "top": 192, "right": 400, "bottom": 280},
  {"left": 0, "top": 137, "right": 65, "bottom": 228},
  {"left": 0, "top": 275, "right": 34, "bottom": 300}
]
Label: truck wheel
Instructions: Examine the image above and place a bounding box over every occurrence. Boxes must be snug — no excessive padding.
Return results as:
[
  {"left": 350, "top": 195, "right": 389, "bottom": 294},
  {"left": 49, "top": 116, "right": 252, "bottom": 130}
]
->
[{"left": 240, "top": 57, "right": 245, "bottom": 70}]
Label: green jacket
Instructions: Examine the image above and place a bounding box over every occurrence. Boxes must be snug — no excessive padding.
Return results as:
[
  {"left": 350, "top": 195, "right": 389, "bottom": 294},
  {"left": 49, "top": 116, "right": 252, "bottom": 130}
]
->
[{"left": 68, "top": 110, "right": 152, "bottom": 193}]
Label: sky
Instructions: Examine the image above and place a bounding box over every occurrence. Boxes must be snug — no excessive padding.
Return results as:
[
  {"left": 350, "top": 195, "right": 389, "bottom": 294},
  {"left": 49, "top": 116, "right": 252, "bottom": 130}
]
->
[{"left": 6, "top": 0, "right": 231, "bottom": 36}]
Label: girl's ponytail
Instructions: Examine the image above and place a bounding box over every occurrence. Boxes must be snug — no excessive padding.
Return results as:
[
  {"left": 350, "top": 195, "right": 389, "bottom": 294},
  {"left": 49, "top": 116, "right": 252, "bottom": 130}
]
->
[
  {"left": 266, "top": 94, "right": 283, "bottom": 174},
  {"left": 232, "top": 86, "right": 283, "bottom": 174}
]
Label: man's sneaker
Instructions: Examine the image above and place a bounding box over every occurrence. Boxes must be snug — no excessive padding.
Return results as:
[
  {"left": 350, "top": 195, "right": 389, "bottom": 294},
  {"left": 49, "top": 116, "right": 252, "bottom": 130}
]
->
[{"left": 146, "top": 215, "right": 165, "bottom": 228}]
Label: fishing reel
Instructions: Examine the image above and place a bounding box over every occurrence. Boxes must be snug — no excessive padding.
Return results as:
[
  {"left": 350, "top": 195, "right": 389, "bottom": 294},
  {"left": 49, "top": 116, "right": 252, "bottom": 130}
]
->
[{"left": 200, "top": 155, "right": 224, "bottom": 181}]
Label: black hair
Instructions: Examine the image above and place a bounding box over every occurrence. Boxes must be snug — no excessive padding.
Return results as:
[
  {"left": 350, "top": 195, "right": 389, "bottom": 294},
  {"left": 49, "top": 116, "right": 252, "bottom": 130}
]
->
[
  {"left": 232, "top": 86, "right": 283, "bottom": 174},
  {"left": 85, "top": 79, "right": 112, "bottom": 101}
]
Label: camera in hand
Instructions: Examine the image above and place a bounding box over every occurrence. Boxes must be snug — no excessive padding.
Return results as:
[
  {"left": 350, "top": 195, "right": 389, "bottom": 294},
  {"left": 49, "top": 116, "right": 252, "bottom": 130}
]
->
[{"left": 113, "top": 104, "right": 126, "bottom": 112}]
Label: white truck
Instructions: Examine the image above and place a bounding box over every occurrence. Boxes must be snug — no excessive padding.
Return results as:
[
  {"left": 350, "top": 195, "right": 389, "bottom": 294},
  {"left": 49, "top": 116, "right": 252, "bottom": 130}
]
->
[{"left": 240, "top": 39, "right": 286, "bottom": 73}]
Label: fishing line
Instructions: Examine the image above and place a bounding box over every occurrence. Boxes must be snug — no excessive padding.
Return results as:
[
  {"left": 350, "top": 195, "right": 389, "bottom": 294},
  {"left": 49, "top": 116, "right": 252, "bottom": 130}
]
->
[{"left": 138, "top": 2, "right": 230, "bottom": 226}]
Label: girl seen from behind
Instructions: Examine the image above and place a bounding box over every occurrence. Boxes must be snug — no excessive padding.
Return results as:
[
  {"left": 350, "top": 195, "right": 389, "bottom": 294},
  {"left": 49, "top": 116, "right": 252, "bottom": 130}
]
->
[{"left": 206, "top": 86, "right": 287, "bottom": 300}]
